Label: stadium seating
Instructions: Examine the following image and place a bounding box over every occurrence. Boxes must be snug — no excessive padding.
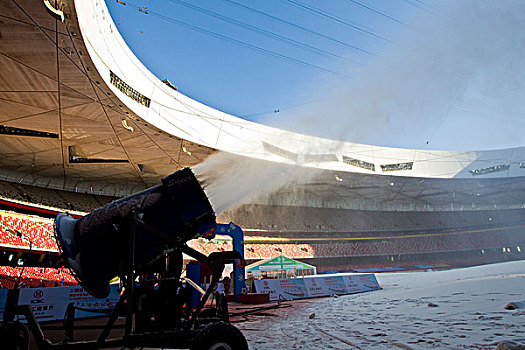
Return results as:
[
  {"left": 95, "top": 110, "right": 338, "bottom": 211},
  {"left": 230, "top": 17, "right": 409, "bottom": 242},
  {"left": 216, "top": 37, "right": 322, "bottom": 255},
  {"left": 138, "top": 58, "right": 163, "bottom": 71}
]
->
[
  {"left": 219, "top": 203, "right": 525, "bottom": 234},
  {"left": 0, "top": 181, "right": 114, "bottom": 212},
  {"left": 0, "top": 266, "right": 76, "bottom": 288},
  {"left": 0, "top": 211, "right": 58, "bottom": 251},
  {"left": 0, "top": 201, "right": 524, "bottom": 289},
  {"left": 186, "top": 226, "right": 525, "bottom": 268}
]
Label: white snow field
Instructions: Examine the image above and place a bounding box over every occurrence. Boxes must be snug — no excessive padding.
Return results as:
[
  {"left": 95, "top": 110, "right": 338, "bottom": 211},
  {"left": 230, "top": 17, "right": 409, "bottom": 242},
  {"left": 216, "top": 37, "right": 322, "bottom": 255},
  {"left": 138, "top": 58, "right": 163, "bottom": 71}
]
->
[{"left": 238, "top": 261, "right": 525, "bottom": 349}]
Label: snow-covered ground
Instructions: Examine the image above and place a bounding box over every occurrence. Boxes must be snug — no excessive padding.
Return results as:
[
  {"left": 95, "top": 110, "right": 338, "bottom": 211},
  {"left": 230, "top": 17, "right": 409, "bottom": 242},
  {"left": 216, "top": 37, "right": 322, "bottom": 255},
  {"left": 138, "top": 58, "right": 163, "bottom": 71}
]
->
[{"left": 237, "top": 261, "right": 525, "bottom": 349}]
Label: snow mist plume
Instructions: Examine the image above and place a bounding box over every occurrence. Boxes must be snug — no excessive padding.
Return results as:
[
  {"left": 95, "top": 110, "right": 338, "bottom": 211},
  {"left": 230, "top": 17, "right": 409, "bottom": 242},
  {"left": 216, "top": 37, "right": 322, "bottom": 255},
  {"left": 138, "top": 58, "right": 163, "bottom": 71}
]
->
[
  {"left": 195, "top": 1, "right": 525, "bottom": 213},
  {"left": 193, "top": 153, "right": 318, "bottom": 214},
  {"left": 273, "top": 0, "right": 525, "bottom": 151}
]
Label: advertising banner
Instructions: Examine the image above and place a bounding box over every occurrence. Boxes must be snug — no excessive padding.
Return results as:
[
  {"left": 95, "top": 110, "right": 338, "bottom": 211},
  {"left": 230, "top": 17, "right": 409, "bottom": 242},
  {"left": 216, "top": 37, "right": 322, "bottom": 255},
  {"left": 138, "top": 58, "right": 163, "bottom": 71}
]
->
[
  {"left": 278, "top": 278, "right": 308, "bottom": 300},
  {"left": 254, "top": 273, "right": 380, "bottom": 301},
  {"left": 253, "top": 278, "right": 309, "bottom": 300},
  {"left": 320, "top": 276, "right": 347, "bottom": 295},
  {"left": 342, "top": 274, "right": 381, "bottom": 293},
  {"left": 303, "top": 276, "right": 346, "bottom": 297},
  {"left": 302, "top": 277, "right": 325, "bottom": 298},
  {"left": 0, "top": 285, "right": 120, "bottom": 323}
]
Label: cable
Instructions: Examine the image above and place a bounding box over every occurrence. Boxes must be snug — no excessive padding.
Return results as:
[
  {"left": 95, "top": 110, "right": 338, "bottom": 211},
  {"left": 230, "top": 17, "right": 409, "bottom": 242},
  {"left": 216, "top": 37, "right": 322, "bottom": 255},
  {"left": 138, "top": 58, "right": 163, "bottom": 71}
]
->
[
  {"left": 283, "top": 0, "right": 393, "bottom": 43},
  {"left": 311, "top": 321, "right": 364, "bottom": 349},
  {"left": 239, "top": 99, "right": 316, "bottom": 119},
  {"left": 124, "top": 1, "right": 350, "bottom": 78},
  {"left": 344, "top": 0, "right": 408, "bottom": 26},
  {"left": 167, "top": 0, "right": 355, "bottom": 64},
  {"left": 403, "top": 0, "right": 435, "bottom": 14},
  {"left": 229, "top": 302, "right": 291, "bottom": 317},
  {"left": 221, "top": 0, "right": 375, "bottom": 56}
]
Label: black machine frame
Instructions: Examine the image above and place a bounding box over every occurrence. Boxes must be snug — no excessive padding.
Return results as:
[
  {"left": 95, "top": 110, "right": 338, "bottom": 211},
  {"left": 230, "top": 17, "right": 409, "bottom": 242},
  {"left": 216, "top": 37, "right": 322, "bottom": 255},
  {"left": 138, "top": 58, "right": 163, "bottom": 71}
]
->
[{"left": 1, "top": 214, "right": 244, "bottom": 350}]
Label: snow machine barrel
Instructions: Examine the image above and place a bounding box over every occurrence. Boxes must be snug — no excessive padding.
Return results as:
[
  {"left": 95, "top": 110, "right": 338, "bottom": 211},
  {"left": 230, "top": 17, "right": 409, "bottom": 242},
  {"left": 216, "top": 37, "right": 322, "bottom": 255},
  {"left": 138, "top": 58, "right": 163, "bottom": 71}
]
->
[{"left": 55, "top": 167, "right": 216, "bottom": 298}]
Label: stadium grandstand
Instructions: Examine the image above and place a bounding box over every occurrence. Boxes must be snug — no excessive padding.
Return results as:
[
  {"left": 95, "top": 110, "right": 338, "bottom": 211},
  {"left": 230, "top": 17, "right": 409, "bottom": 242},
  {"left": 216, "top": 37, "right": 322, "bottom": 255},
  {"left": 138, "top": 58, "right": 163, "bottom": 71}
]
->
[
  {"left": 0, "top": 208, "right": 76, "bottom": 287},
  {"left": 0, "top": 0, "right": 524, "bottom": 287}
]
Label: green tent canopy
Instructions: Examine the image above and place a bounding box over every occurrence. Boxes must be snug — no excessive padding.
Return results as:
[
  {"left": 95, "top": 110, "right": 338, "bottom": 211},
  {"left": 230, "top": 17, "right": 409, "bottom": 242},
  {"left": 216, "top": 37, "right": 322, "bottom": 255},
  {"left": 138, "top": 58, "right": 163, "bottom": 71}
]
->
[{"left": 246, "top": 255, "right": 317, "bottom": 279}]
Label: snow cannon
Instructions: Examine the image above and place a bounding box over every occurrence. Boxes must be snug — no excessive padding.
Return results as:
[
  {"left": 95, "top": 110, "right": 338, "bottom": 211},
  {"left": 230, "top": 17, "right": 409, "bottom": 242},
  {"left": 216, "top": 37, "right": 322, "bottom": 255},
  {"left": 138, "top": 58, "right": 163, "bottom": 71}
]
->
[{"left": 55, "top": 167, "right": 216, "bottom": 298}]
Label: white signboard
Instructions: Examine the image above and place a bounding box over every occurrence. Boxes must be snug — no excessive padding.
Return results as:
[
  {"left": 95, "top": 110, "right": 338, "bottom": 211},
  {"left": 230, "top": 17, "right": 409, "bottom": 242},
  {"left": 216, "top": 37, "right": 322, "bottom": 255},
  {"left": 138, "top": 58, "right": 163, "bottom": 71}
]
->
[
  {"left": 253, "top": 278, "right": 309, "bottom": 300},
  {"left": 11, "top": 285, "right": 120, "bottom": 322},
  {"left": 342, "top": 274, "right": 381, "bottom": 293},
  {"left": 254, "top": 273, "right": 380, "bottom": 301}
]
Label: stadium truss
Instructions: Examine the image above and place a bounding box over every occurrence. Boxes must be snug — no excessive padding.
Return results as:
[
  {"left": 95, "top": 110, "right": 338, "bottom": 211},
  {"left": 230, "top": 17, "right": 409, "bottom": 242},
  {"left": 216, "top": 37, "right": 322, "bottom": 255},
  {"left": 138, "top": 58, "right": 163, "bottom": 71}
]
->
[{"left": 1, "top": 0, "right": 525, "bottom": 212}]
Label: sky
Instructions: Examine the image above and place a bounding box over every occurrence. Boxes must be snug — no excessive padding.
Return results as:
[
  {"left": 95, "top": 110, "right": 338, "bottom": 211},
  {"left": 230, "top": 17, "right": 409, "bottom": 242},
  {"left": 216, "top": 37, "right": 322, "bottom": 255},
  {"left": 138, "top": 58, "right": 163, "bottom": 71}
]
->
[{"left": 105, "top": 0, "right": 525, "bottom": 151}]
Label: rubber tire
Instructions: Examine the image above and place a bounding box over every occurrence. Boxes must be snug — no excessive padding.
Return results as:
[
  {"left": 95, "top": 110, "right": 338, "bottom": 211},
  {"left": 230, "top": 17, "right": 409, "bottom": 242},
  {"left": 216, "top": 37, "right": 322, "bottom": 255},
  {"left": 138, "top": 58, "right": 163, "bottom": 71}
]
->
[
  {"left": 198, "top": 307, "right": 219, "bottom": 320},
  {"left": 0, "top": 322, "right": 29, "bottom": 350},
  {"left": 192, "top": 322, "right": 249, "bottom": 350}
]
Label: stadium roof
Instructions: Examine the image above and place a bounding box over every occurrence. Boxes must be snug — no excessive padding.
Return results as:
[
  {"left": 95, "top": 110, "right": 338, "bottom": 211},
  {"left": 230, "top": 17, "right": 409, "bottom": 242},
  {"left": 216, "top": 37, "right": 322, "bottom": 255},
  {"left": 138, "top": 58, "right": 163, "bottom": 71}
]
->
[
  {"left": 1, "top": 0, "right": 525, "bottom": 210},
  {"left": 0, "top": 0, "right": 216, "bottom": 195}
]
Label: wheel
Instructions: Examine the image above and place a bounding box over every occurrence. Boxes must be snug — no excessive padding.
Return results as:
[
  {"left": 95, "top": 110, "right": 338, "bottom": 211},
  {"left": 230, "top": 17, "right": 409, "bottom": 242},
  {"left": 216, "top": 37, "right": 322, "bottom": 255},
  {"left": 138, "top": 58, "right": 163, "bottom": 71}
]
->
[
  {"left": 192, "top": 322, "right": 249, "bottom": 350},
  {"left": 198, "top": 307, "right": 219, "bottom": 320},
  {"left": 0, "top": 322, "right": 29, "bottom": 350}
]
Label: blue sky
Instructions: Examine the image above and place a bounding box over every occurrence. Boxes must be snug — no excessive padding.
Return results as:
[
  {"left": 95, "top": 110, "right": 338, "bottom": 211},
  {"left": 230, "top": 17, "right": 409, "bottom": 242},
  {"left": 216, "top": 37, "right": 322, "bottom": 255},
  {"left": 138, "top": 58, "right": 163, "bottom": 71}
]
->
[
  {"left": 105, "top": 1, "right": 525, "bottom": 151},
  {"left": 105, "top": 0, "right": 418, "bottom": 119}
]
